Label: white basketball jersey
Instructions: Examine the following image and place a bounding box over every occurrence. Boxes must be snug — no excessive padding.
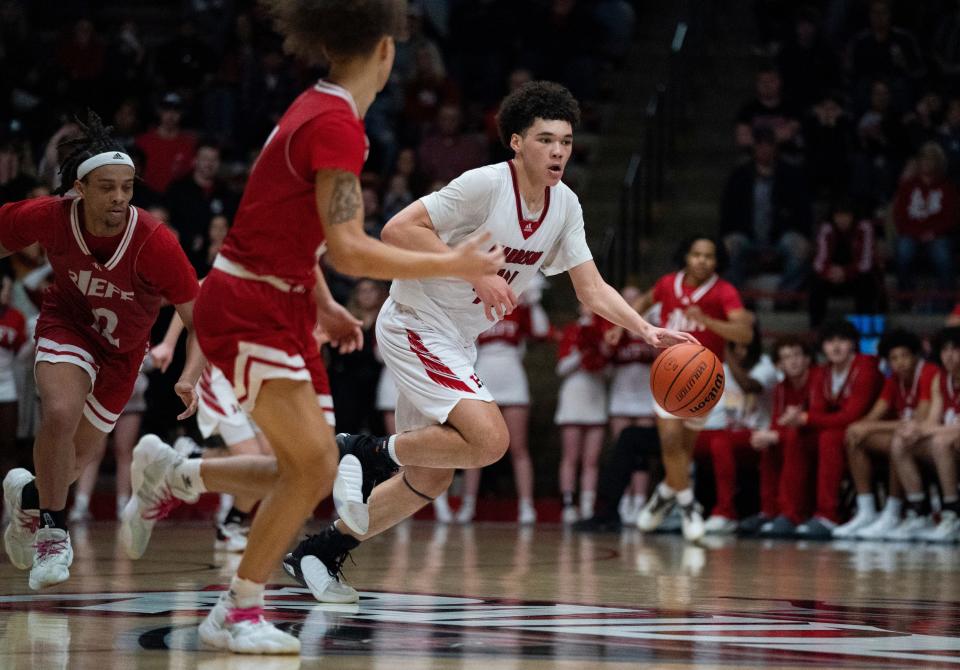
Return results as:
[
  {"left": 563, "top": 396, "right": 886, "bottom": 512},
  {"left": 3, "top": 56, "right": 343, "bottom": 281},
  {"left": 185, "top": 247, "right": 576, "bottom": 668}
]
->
[{"left": 390, "top": 161, "right": 592, "bottom": 342}]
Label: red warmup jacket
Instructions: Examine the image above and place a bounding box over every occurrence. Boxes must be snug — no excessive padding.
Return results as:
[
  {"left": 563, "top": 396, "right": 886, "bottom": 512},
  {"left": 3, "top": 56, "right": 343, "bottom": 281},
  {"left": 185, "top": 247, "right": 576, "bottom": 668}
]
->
[
  {"left": 806, "top": 354, "right": 882, "bottom": 429},
  {"left": 892, "top": 175, "right": 960, "bottom": 240},
  {"left": 812, "top": 219, "right": 881, "bottom": 280},
  {"left": 772, "top": 374, "right": 812, "bottom": 426}
]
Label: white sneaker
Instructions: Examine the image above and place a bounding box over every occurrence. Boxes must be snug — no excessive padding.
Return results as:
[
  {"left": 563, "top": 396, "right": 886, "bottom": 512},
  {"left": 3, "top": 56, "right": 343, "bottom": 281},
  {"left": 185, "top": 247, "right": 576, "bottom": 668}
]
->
[
  {"left": 703, "top": 515, "right": 738, "bottom": 535},
  {"left": 216, "top": 522, "right": 248, "bottom": 553},
  {"left": 120, "top": 435, "right": 199, "bottom": 559},
  {"left": 855, "top": 510, "right": 901, "bottom": 540},
  {"left": 3, "top": 469, "right": 38, "bottom": 570},
  {"left": 433, "top": 492, "right": 453, "bottom": 523},
  {"left": 884, "top": 511, "right": 934, "bottom": 542},
  {"left": 681, "top": 504, "right": 705, "bottom": 542},
  {"left": 282, "top": 554, "right": 359, "bottom": 604},
  {"left": 198, "top": 593, "right": 299, "bottom": 654},
  {"left": 28, "top": 527, "right": 73, "bottom": 590},
  {"left": 455, "top": 498, "right": 475, "bottom": 524},
  {"left": 332, "top": 454, "right": 368, "bottom": 535},
  {"left": 172, "top": 435, "right": 201, "bottom": 458},
  {"left": 832, "top": 509, "right": 877, "bottom": 538},
  {"left": 923, "top": 510, "right": 960, "bottom": 543},
  {"left": 518, "top": 501, "right": 537, "bottom": 525},
  {"left": 561, "top": 505, "right": 579, "bottom": 524},
  {"left": 636, "top": 489, "right": 676, "bottom": 532}
]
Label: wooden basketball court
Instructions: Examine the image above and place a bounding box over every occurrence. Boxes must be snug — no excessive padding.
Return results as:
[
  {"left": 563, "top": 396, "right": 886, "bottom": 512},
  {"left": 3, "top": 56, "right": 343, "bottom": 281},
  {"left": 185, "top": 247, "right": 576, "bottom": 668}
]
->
[{"left": 1, "top": 521, "right": 959, "bottom": 669}]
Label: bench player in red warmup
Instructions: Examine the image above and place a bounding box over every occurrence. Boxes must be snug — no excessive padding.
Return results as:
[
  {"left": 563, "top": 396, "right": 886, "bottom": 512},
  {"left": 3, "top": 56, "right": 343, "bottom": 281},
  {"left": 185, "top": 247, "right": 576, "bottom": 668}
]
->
[
  {"left": 118, "top": 0, "right": 503, "bottom": 655},
  {"left": 0, "top": 112, "right": 203, "bottom": 591}
]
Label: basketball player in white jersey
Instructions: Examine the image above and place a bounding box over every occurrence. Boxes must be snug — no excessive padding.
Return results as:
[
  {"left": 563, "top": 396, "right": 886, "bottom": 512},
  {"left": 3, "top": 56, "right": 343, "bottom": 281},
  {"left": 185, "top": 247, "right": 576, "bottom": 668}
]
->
[{"left": 286, "top": 81, "right": 697, "bottom": 598}]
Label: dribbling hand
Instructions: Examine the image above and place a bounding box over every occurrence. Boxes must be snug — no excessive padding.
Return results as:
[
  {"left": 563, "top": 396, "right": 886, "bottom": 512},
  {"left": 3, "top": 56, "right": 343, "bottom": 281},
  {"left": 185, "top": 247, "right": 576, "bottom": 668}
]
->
[
  {"left": 643, "top": 327, "right": 699, "bottom": 348},
  {"left": 451, "top": 232, "right": 504, "bottom": 282},
  {"left": 174, "top": 379, "right": 199, "bottom": 420}
]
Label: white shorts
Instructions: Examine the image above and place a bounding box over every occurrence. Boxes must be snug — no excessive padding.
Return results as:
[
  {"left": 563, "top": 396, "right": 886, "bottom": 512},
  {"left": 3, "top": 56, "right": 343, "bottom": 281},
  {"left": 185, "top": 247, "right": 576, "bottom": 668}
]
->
[
  {"left": 555, "top": 370, "right": 608, "bottom": 426},
  {"left": 475, "top": 343, "right": 529, "bottom": 406},
  {"left": 608, "top": 362, "right": 655, "bottom": 418},
  {"left": 197, "top": 365, "right": 259, "bottom": 446},
  {"left": 376, "top": 298, "right": 493, "bottom": 429},
  {"left": 653, "top": 400, "right": 709, "bottom": 430},
  {"left": 375, "top": 366, "right": 398, "bottom": 412}
]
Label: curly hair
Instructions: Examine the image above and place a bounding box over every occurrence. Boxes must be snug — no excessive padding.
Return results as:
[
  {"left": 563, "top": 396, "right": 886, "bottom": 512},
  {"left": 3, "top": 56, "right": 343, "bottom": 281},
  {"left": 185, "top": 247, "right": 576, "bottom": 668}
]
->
[
  {"left": 818, "top": 318, "right": 861, "bottom": 351},
  {"left": 495, "top": 81, "right": 581, "bottom": 149},
  {"left": 671, "top": 235, "right": 729, "bottom": 274},
  {"left": 878, "top": 328, "right": 922, "bottom": 360},
  {"left": 260, "top": 0, "right": 405, "bottom": 64},
  {"left": 55, "top": 111, "right": 125, "bottom": 195}
]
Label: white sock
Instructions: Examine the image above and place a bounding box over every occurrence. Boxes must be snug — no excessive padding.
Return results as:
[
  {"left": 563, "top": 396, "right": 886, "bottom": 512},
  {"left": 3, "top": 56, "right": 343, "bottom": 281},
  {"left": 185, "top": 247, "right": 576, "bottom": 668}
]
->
[
  {"left": 387, "top": 434, "right": 402, "bottom": 466},
  {"left": 461, "top": 495, "right": 476, "bottom": 508},
  {"left": 116, "top": 495, "right": 129, "bottom": 517},
  {"left": 676, "top": 488, "right": 694, "bottom": 507},
  {"left": 519, "top": 497, "right": 535, "bottom": 510},
  {"left": 906, "top": 492, "right": 925, "bottom": 503},
  {"left": 657, "top": 481, "right": 676, "bottom": 499},
  {"left": 856, "top": 493, "right": 876, "bottom": 514},
  {"left": 884, "top": 497, "right": 902, "bottom": 515},
  {"left": 580, "top": 490, "right": 596, "bottom": 516},
  {"left": 229, "top": 575, "right": 265, "bottom": 609},
  {"left": 171, "top": 459, "right": 206, "bottom": 499},
  {"left": 73, "top": 493, "right": 89, "bottom": 512}
]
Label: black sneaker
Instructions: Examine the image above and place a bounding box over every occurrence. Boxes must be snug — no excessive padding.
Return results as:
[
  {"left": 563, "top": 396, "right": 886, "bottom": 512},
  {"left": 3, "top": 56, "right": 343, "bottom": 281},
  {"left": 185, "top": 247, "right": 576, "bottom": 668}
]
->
[
  {"left": 737, "top": 513, "right": 771, "bottom": 537},
  {"left": 283, "top": 525, "right": 360, "bottom": 603},
  {"left": 336, "top": 433, "right": 399, "bottom": 501}
]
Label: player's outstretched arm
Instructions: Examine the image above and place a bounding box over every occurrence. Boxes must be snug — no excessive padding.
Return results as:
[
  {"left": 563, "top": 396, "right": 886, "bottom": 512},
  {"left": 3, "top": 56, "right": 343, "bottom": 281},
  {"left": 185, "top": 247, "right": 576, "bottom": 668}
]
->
[
  {"left": 172, "top": 299, "right": 206, "bottom": 420},
  {"left": 568, "top": 260, "right": 697, "bottom": 348},
  {"left": 316, "top": 170, "right": 503, "bottom": 281}
]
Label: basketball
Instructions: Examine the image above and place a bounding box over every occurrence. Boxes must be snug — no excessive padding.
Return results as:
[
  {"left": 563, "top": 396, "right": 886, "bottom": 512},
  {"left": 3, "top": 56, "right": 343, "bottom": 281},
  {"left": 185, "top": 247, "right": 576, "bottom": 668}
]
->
[{"left": 650, "top": 343, "right": 725, "bottom": 418}]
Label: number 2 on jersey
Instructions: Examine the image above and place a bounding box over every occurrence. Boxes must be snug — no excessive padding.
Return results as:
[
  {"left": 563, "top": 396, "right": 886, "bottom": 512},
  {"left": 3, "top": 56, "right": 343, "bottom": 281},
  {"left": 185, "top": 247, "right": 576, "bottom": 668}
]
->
[{"left": 92, "top": 308, "right": 120, "bottom": 347}]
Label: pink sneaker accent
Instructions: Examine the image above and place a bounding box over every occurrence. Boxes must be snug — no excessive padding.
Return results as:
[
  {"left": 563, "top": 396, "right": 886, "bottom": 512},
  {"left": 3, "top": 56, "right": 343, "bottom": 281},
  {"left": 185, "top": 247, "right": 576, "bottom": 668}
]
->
[
  {"left": 18, "top": 512, "right": 39, "bottom": 534},
  {"left": 225, "top": 606, "right": 265, "bottom": 625},
  {"left": 143, "top": 487, "right": 182, "bottom": 521},
  {"left": 34, "top": 535, "right": 68, "bottom": 559}
]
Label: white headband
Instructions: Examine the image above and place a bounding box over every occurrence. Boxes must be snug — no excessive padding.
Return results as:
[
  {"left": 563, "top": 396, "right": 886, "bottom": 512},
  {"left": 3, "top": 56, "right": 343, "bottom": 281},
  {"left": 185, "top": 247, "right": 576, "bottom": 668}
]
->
[{"left": 76, "top": 151, "right": 135, "bottom": 180}]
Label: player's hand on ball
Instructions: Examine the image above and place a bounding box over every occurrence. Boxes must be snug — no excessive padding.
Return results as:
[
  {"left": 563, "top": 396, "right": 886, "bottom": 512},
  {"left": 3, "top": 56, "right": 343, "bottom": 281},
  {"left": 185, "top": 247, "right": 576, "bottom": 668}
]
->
[
  {"left": 644, "top": 327, "right": 699, "bottom": 348},
  {"left": 451, "top": 232, "right": 505, "bottom": 281},
  {"left": 472, "top": 274, "right": 517, "bottom": 321},
  {"left": 174, "top": 379, "right": 199, "bottom": 420},
  {"left": 317, "top": 301, "right": 364, "bottom": 354},
  {"left": 148, "top": 341, "right": 174, "bottom": 373}
]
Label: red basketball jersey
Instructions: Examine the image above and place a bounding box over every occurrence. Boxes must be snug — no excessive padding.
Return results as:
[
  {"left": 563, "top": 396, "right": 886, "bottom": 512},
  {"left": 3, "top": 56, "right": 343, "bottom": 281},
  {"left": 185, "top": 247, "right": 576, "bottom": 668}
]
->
[
  {"left": 557, "top": 317, "right": 607, "bottom": 372},
  {"left": 0, "top": 196, "right": 198, "bottom": 354},
  {"left": 477, "top": 306, "right": 530, "bottom": 347},
  {"left": 940, "top": 371, "right": 960, "bottom": 425},
  {"left": 611, "top": 331, "right": 658, "bottom": 365},
  {"left": 221, "top": 81, "right": 367, "bottom": 287},
  {"left": 653, "top": 271, "right": 744, "bottom": 360},
  {"left": 878, "top": 360, "right": 939, "bottom": 419},
  {"left": 0, "top": 306, "right": 26, "bottom": 354}
]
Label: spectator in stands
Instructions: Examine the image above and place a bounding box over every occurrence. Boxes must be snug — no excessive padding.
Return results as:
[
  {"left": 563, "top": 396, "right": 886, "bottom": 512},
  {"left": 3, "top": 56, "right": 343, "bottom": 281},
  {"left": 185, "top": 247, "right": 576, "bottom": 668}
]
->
[
  {"left": 809, "top": 198, "right": 885, "bottom": 326},
  {"left": 126, "top": 145, "right": 163, "bottom": 211},
  {"left": 55, "top": 18, "right": 106, "bottom": 99},
  {"left": 777, "top": 6, "right": 841, "bottom": 110},
  {"left": 803, "top": 90, "right": 855, "bottom": 200},
  {"left": 111, "top": 98, "right": 144, "bottom": 150},
  {"left": 36, "top": 121, "right": 81, "bottom": 193},
  {"left": 153, "top": 19, "right": 214, "bottom": 92},
  {"left": 403, "top": 41, "right": 459, "bottom": 138},
  {"left": 778, "top": 319, "right": 882, "bottom": 539},
  {"left": 203, "top": 214, "right": 229, "bottom": 274},
  {"left": 720, "top": 126, "right": 813, "bottom": 294},
  {"left": 891, "top": 141, "right": 959, "bottom": 308},
  {"left": 834, "top": 329, "right": 939, "bottom": 540},
  {"left": 752, "top": 336, "right": 815, "bottom": 537},
  {"left": 106, "top": 20, "right": 149, "bottom": 99},
  {"left": 703, "top": 323, "right": 780, "bottom": 534},
  {"left": 851, "top": 78, "right": 909, "bottom": 207},
  {"left": 933, "top": 2, "right": 960, "bottom": 91},
  {"left": 890, "top": 326, "right": 960, "bottom": 543},
  {"left": 0, "top": 138, "right": 35, "bottom": 203},
  {"left": 394, "top": 146, "right": 428, "bottom": 198},
  {"left": 382, "top": 174, "right": 414, "bottom": 222},
  {"left": 734, "top": 64, "right": 802, "bottom": 154},
  {"left": 903, "top": 88, "right": 944, "bottom": 152},
  {"left": 848, "top": 0, "right": 924, "bottom": 110},
  {"left": 164, "top": 139, "right": 237, "bottom": 269},
  {"left": 326, "top": 279, "right": 387, "bottom": 436},
  {"left": 417, "top": 103, "right": 489, "bottom": 184},
  {"left": 135, "top": 92, "right": 197, "bottom": 194},
  {"left": 555, "top": 306, "right": 609, "bottom": 525},
  {"left": 361, "top": 185, "right": 384, "bottom": 237},
  {"left": 938, "top": 95, "right": 960, "bottom": 180}
]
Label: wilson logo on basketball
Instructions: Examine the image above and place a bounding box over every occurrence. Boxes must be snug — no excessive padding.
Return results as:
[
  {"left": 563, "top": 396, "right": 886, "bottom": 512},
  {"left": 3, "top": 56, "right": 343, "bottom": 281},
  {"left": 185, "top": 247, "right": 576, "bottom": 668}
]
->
[{"left": 686, "top": 372, "right": 725, "bottom": 415}]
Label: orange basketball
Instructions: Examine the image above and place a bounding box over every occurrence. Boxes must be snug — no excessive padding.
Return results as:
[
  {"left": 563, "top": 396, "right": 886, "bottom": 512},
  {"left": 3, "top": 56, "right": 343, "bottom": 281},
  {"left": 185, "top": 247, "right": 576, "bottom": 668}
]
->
[{"left": 650, "top": 343, "right": 725, "bottom": 418}]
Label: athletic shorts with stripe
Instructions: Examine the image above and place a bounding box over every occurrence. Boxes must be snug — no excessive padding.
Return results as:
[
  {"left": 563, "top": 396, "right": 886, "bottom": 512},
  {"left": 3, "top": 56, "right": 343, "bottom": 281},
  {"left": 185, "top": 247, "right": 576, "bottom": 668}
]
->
[
  {"left": 34, "top": 318, "right": 145, "bottom": 433},
  {"left": 194, "top": 268, "right": 335, "bottom": 424},
  {"left": 376, "top": 297, "right": 493, "bottom": 432}
]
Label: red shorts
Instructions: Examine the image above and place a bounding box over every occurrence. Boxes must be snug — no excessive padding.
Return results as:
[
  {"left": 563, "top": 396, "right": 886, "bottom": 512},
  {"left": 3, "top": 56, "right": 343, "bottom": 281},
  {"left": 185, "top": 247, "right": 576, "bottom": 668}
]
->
[
  {"left": 34, "top": 316, "right": 145, "bottom": 433},
  {"left": 194, "top": 268, "right": 334, "bottom": 424}
]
